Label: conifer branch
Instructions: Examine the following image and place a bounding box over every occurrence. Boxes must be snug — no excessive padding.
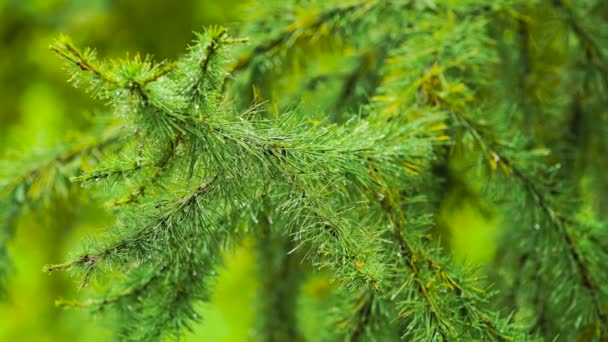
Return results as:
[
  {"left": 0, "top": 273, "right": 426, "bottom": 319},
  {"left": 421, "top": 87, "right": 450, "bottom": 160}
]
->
[
  {"left": 9, "top": 3, "right": 603, "bottom": 338},
  {"left": 50, "top": 37, "right": 118, "bottom": 85},
  {"left": 1, "top": 130, "right": 123, "bottom": 197},
  {"left": 55, "top": 263, "right": 167, "bottom": 310},
  {"left": 384, "top": 201, "right": 451, "bottom": 340},
  {"left": 111, "top": 136, "right": 180, "bottom": 207},
  {"left": 450, "top": 111, "right": 608, "bottom": 334},
  {"left": 381, "top": 195, "right": 511, "bottom": 341},
  {"left": 43, "top": 176, "right": 218, "bottom": 276},
  {"left": 185, "top": 27, "right": 232, "bottom": 102},
  {"left": 230, "top": 1, "right": 376, "bottom": 75},
  {"left": 47, "top": 32, "right": 440, "bottom": 296},
  {"left": 552, "top": 0, "right": 608, "bottom": 78},
  {"left": 0, "top": 130, "right": 125, "bottom": 295}
]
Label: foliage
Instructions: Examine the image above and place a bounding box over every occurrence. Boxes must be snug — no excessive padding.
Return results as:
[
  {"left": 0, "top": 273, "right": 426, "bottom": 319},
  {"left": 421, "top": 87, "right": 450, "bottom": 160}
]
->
[{"left": 1, "top": 0, "right": 607, "bottom": 341}]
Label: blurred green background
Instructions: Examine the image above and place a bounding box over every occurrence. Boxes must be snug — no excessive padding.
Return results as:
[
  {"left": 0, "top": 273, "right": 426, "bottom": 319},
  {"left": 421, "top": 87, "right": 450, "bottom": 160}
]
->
[{"left": 0, "top": 1, "right": 493, "bottom": 340}]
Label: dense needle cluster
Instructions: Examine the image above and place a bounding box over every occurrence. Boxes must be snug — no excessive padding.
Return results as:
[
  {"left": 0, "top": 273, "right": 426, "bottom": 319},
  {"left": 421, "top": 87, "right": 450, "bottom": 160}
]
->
[{"left": 1, "top": 0, "right": 607, "bottom": 341}]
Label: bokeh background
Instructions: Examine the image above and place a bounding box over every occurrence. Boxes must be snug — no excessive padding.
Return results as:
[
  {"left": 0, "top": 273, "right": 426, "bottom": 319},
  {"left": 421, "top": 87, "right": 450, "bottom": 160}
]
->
[{"left": 0, "top": 1, "right": 493, "bottom": 340}]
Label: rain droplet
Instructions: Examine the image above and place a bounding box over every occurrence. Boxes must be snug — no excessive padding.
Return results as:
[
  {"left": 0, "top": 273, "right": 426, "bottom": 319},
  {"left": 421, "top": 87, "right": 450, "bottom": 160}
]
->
[
  {"left": 377, "top": 192, "right": 385, "bottom": 201},
  {"left": 534, "top": 223, "right": 540, "bottom": 230},
  {"left": 192, "top": 271, "right": 197, "bottom": 276}
]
